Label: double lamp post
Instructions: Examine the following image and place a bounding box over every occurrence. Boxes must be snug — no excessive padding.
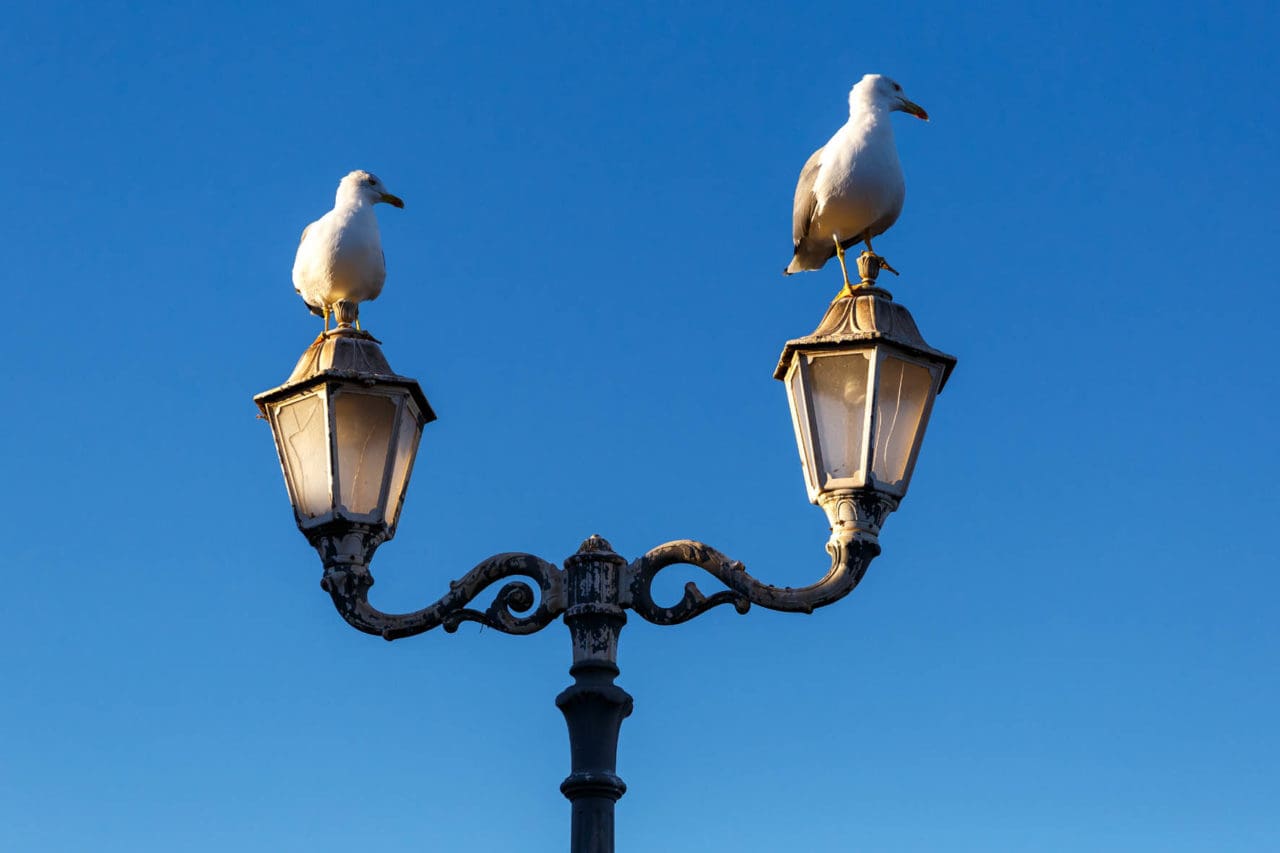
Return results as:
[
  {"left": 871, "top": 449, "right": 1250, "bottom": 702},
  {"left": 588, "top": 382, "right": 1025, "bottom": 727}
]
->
[{"left": 254, "top": 255, "right": 956, "bottom": 853}]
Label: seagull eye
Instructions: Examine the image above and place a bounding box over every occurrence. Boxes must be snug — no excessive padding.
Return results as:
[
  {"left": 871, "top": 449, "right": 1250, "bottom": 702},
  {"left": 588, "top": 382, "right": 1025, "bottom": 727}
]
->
[
  {"left": 894, "top": 83, "right": 902, "bottom": 92},
  {"left": 365, "top": 177, "right": 376, "bottom": 186}
]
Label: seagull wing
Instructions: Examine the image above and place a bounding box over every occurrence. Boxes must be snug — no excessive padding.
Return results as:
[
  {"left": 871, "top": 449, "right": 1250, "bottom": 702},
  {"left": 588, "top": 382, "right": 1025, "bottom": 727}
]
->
[
  {"left": 785, "top": 147, "right": 836, "bottom": 274},
  {"left": 293, "top": 222, "right": 326, "bottom": 316},
  {"left": 792, "top": 146, "right": 824, "bottom": 248}
]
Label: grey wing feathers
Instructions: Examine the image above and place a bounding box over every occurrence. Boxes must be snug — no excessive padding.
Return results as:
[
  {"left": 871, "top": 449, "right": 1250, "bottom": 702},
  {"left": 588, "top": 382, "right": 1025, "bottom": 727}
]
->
[
  {"left": 295, "top": 223, "right": 325, "bottom": 316},
  {"left": 792, "top": 146, "right": 824, "bottom": 248}
]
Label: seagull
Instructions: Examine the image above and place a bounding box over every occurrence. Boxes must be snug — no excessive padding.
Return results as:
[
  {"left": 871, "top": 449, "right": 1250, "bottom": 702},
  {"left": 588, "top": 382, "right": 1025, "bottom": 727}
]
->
[
  {"left": 293, "top": 170, "right": 404, "bottom": 330},
  {"left": 785, "top": 74, "right": 928, "bottom": 294}
]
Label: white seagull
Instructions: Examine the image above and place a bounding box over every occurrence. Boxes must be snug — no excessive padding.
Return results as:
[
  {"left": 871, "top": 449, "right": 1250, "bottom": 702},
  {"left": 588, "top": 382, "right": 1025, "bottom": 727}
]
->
[
  {"left": 293, "top": 170, "right": 404, "bottom": 330},
  {"left": 785, "top": 74, "right": 928, "bottom": 293}
]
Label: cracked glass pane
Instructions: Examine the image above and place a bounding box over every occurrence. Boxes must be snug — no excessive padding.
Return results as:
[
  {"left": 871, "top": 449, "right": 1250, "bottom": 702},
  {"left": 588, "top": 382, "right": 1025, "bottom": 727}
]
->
[
  {"left": 871, "top": 356, "right": 935, "bottom": 490},
  {"left": 788, "top": 363, "right": 817, "bottom": 493},
  {"left": 333, "top": 392, "right": 397, "bottom": 516},
  {"left": 385, "top": 401, "right": 423, "bottom": 529},
  {"left": 807, "top": 352, "right": 871, "bottom": 484},
  {"left": 276, "top": 394, "right": 330, "bottom": 518}
]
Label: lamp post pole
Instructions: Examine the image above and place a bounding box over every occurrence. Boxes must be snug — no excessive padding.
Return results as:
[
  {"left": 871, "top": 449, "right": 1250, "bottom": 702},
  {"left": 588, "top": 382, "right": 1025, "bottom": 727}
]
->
[
  {"left": 318, "top": 530, "right": 882, "bottom": 853},
  {"left": 556, "top": 538, "right": 631, "bottom": 853},
  {"left": 256, "top": 257, "right": 955, "bottom": 853}
]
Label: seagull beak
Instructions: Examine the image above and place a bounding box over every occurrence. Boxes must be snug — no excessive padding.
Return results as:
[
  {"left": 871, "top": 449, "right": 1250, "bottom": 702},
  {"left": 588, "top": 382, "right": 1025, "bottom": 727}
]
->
[
  {"left": 901, "top": 99, "right": 929, "bottom": 121},
  {"left": 380, "top": 192, "right": 405, "bottom": 208}
]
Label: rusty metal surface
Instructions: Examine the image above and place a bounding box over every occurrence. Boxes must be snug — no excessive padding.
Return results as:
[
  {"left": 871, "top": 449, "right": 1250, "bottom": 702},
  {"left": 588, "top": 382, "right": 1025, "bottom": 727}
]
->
[
  {"left": 625, "top": 514, "right": 882, "bottom": 625},
  {"left": 316, "top": 530, "right": 883, "bottom": 636},
  {"left": 317, "top": 531, "right": 565, "bottom": 639},
  {"left": 556, "top": 537, "right": 632, "bottom": 853},
  {"left": 253, "top": 326, "right": 436, "bottom": 424},
  {"left": 774, "top": 284, "right": 957, "bottom": 388}
]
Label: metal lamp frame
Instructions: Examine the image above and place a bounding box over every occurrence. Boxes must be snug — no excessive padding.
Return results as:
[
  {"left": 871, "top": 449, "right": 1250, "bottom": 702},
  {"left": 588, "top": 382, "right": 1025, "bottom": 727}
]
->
[{"left": 256, "top": 266, "right": 955, "bottom": 853}]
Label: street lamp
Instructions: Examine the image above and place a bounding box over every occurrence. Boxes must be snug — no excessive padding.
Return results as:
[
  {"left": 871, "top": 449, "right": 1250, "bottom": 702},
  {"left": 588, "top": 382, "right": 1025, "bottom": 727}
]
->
[
  {"left": 255, "top": 265, "right": 955, "bottom": 853},
  {"left": 777, "top": 253, "right": 956, "bottom": 557},
  {"left": 255, "top": 313, "right": 435, "bottom": 569}
]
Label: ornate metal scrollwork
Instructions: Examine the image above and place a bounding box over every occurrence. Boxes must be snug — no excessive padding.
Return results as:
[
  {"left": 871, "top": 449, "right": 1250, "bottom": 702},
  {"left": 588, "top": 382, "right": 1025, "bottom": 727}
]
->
[
  {"left": 317, "top": 519, "right": 885, "bottom": 638},
  {"left": 625, "top": 541, "right": 751, "bottom": 624},
  {"left": 320, "top": 548, "right": 565, "bottom": 641},
  {"left": 626, "top": 532, "right": 882, "bottom": 626}
]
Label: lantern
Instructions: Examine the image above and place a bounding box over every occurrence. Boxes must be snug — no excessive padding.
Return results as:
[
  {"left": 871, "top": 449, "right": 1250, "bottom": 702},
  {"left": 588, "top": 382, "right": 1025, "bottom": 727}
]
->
[
  {"left": 776, "top": 274, "right": 955, "bottom": 541},
  {"left": 255, "top": 326, "right": 435, "bottom": 564}
]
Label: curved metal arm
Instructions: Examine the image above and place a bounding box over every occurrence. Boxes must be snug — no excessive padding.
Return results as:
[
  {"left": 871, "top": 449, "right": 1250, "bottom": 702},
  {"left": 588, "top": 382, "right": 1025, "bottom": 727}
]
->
[
  {"left": 320, "top": 551, "right": 565, "bottom": 641},
  {"left": 313, "top": 486, "right": 896, "bottom": 635},
  {"left": 626, "top": 530, "right": 880, "bottom": 625}
]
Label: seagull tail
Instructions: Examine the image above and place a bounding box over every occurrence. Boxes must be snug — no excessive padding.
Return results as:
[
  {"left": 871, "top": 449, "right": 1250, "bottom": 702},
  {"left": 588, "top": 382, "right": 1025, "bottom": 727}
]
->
[
  {"left": 786, "top": 240, "right": 837, "bottom": 276},
  {"left": 784, "top": 254, "right": 808, "bottom": 276}
]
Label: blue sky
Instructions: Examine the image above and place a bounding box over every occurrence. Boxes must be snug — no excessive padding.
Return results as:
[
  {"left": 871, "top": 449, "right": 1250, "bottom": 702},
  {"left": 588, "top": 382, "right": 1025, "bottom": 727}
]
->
[{"left": 3, "top": 1, "right": 1278, "bottom": 850}]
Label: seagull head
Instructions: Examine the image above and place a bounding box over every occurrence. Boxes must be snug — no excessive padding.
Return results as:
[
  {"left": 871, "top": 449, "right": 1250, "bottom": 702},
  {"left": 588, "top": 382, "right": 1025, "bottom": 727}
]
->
[
  {"left": 851, "top": 74, "right": 929, "bottom": 121},
  {"left": 338, "top": 170, "right": 405, "bottom": 208}
]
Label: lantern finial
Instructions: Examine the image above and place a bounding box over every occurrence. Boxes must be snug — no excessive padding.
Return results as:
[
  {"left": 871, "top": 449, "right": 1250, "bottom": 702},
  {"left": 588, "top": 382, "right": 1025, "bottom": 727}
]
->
[
  {"left": 333, "top": 299, "right": 360, "bottom": 329},
  {"left": 854, "top": 251, "right": 896, "bottom": 290}
]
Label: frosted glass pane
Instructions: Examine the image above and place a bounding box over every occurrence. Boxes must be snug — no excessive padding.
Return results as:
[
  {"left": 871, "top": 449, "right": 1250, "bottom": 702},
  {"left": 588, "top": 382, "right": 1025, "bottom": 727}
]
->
[
  {"left": 871, "top": 356, "right": 935, "bottom": 488},
  {"left": 276, "top": 394, "right": 330, "bottom": 518},
  {"left": 788, "top": 364, "right": 816, "bottom": 488},
  {"left": 808, "top": 352, "right": 871, "bottom": 482},
  {"left": 384, "top": 402, "right": 423, "bottom": 529},
  {"left": 333, "top": 392, "right": 397, "bottom": 516}
]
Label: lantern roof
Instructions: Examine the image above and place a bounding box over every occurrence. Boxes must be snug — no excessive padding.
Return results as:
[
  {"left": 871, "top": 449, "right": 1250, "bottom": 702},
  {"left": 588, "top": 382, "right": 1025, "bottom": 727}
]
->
[
  {"left": 254, "top": 326, "right": 437, "bottom": 423},
  {"left": 774, "top": 284, "right": 957, "bottom": 389}
]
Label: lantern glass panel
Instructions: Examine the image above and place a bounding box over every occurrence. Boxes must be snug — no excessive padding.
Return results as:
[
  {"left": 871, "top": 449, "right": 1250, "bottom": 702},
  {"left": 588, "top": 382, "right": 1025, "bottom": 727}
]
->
[
  {"left": 787, "top": 364, "right": 816, "bottom": 492},
  {"left": 275, "top": 393, "right": 331, "bottom": 518},
  {"left": 808, "top": 351, "right": 872, "bottom": 482},
  {"left": 333, "top": 391, "right": 398, "bottom": 516},
  {"left": 385, "top": 400, "right": 423, "bottom": 529},
  {"left": 871, "top": 355, "right": 937, "bottom": 489}
]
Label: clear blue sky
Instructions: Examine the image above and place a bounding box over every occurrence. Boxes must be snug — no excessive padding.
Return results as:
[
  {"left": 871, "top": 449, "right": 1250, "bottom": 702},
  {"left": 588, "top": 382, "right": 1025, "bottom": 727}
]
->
[{"left": 3, "top": 1, "right": 1277, "bottom": 851}]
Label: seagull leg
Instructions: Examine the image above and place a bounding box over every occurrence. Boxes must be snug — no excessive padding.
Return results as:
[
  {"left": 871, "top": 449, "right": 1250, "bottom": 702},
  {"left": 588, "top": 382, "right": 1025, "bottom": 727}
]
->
[
  {"left": 832, "top": 234, "right": 855, "bottom": 298},
  {"left": 322, "top": 306, "right": 330, "bottom": 333}
]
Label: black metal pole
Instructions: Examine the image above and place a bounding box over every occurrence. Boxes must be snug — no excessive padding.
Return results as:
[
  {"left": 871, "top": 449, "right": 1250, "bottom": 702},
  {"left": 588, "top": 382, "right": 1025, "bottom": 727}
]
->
[{"left": 556, "top": 537, "right": 634, "bottom": 853}]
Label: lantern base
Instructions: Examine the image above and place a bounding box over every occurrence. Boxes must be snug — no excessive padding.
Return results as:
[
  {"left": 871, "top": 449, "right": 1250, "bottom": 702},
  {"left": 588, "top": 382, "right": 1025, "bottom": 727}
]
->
[
  {"left": 307, "top": 521, "right": 390, "bottom": 571},
  {"left": 818, "top": 490, "right": 899, "bottom": 545}
]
